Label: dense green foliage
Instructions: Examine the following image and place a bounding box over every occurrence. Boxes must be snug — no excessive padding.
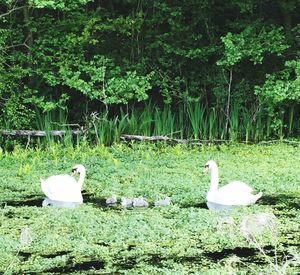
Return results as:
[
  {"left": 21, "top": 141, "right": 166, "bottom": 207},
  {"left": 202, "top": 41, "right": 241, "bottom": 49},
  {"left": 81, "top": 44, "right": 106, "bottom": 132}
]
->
[
  {"left": 1, "top": 0, "right": 300, "bottom": 140},
  {"left": 0, "top": 143, "right": 299, "bottom": 273}
]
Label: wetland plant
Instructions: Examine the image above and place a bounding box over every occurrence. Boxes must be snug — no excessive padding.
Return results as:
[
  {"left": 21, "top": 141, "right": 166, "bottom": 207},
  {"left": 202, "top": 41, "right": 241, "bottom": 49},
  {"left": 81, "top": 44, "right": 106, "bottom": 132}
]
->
[{"left": 240, "top": 213, "right": 298, "bottom": 275}]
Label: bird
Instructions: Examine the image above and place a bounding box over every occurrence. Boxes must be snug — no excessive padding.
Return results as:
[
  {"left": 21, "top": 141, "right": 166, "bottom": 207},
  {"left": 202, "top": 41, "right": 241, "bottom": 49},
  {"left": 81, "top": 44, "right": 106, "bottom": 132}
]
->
[
  {"left": 154, "top": 197, "right": 171, "bottom": 207},
  {"left": 204, "top": 160, "right": 262, "bottom": 210},
  {"left": 121, "top": 197, "right": 133, "bottom": 208},
  {"left": 133, "top": 196, "right": 149, "bottom": 207},
  {"left": 40, "top": 164, "right": 86, "bottom": 207},
  {"left": 106, "top": 194, "right": 117, "bottom": 205}
]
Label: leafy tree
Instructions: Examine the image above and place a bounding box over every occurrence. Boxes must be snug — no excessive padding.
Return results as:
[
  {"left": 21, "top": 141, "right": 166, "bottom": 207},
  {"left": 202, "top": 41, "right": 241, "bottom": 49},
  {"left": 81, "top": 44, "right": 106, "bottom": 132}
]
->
[{"left": 0, "top": 0, "right": 299, "bottom": 138}]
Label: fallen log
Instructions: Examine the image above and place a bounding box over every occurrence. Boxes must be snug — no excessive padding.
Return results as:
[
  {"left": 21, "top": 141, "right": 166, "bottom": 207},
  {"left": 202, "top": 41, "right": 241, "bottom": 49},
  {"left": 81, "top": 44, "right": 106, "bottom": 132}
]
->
[
  {"left": 0, "top": 129, "right": 83, "bottom": 137},
  {"left": 120, "top": 134, "right": 225, "bottom": 144},
  {"left": 0, "top": 130, "right": 227, "bottom": 145},
  {"left": 121, "top": 134, "right": 172, "bottom": 141}
]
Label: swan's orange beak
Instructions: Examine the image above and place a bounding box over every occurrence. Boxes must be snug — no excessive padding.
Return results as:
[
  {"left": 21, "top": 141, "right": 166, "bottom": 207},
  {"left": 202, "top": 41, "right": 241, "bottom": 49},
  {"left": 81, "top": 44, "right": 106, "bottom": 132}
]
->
[{"left": 203, "top": 165, "right": 209, "bottom": 173}]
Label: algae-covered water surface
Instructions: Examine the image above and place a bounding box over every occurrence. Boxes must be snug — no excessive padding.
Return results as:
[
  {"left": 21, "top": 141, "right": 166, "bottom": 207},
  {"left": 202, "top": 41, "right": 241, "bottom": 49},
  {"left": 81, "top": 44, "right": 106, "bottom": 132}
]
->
[{"left": 0, "top": 143, "right": 299, "bottom": 274}]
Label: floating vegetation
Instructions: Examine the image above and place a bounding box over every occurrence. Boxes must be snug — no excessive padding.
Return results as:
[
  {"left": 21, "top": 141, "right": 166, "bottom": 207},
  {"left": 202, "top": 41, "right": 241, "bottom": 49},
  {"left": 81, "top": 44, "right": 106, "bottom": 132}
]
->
[{"left": 0, "top": 143, "right": 299, "bottom": 273}]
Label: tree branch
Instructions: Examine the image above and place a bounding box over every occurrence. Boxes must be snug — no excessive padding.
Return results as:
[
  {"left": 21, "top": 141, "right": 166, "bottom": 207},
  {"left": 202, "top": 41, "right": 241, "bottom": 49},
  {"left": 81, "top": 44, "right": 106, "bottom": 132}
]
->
[
  {"left": 0, "top": 6, "right": 26, "bottom": 19},
  {"left": 224, "top": 68, "right": 233, "bottom": 137},
  {"left": 0, "top": 42, "right": 30, "bottom": 51}
]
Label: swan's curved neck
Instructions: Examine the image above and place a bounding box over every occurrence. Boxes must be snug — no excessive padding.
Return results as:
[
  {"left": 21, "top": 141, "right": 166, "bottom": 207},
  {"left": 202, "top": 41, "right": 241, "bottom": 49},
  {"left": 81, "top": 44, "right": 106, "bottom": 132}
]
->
[
  {"left": 209, "top": 166, "right": 219, "bottom": 192},
  {"left": 77, "top": 170, "right": 86, "bottom": 189}
]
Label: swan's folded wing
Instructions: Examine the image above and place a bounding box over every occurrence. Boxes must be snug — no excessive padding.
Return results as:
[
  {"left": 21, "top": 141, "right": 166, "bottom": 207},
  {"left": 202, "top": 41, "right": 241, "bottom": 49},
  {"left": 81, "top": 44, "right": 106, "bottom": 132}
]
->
[
  {"left": 219, "top": 191, "right": 262, "bottom": 206},
  {"left": 218, "top": 181, "right": 253, "bottom": 195},
  {"left": 239, "top": 192, "right": 263, "bottom": 206},
  {"left": 41, "top": 175, "right": 83, "bottom": 203},
  {"left": 208, "top": 181, "right": 259, "bottom": 206}
]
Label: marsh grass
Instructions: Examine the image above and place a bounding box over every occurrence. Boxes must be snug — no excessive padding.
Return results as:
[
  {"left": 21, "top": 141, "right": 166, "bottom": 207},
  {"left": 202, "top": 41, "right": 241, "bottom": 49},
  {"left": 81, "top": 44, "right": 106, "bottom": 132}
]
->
[
  {"left": 0, "top": 143, "right": 299, "bottom": 273},
  {"left": 14, "top": 102, "right": 298, "bottom": 148},
  {"left": 34, "top": 108, "right": 74, "bottom": 147}
]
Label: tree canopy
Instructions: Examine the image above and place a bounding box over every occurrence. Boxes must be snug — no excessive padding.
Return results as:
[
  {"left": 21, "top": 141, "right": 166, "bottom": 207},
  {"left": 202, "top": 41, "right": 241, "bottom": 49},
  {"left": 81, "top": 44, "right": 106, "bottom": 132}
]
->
[{"left": 0, "top": 0, "right": 300, "bottom": 133}]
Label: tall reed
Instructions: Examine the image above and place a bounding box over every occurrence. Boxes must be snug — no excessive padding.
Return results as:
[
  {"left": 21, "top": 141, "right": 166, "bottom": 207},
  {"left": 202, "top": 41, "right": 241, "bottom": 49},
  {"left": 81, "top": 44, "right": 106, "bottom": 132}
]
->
[
  {"left": 187, "top": 102, "right": 206, "bottom": 139},
  {"left": 35, "top": 108, "right": 72, "bottom": 147},
  {"left": 7, "top": 102, "right": 299, "bottom": 148}
]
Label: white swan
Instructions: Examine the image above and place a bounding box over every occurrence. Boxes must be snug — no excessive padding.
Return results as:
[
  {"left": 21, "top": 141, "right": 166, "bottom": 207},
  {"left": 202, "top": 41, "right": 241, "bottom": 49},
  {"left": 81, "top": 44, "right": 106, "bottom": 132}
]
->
[
  {"left": 41, "top": 164, "right": 86, "bottom": 207},
  {"left": 204, "top": 160, "right": 262, "bottom": 210}
]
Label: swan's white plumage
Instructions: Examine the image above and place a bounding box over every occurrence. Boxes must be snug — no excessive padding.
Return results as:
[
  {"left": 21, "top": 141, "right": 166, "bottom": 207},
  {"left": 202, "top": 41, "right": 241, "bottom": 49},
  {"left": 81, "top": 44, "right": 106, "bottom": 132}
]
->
[
  {"left": 218, "top": 180, "right": 253, "bottom": 194},
  {"left": 40, "top": 164, "right": 86, "bottom": 204},
  {"left": 41, "top": 175, "right": 83, "bottom": 202},
  {"left": 204, "top": 160, "right": 262, "bottom": 208}
]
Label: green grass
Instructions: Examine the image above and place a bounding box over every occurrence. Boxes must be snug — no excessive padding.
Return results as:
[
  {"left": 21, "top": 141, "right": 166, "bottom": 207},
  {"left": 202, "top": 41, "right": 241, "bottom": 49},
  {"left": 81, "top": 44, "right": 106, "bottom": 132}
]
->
[{"left": 0, "top": 143, "right": 299, "bottom": 274}]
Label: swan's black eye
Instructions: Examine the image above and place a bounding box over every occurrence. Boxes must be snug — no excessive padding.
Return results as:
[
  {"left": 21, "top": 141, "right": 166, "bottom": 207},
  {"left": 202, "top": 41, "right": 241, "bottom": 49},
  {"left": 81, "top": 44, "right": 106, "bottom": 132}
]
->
[
  {"left": 204, "top": 165, "right": 209, "bottom": 168},
  {"left": 72, "top": 168, "right": 77, "bottom": 172}
]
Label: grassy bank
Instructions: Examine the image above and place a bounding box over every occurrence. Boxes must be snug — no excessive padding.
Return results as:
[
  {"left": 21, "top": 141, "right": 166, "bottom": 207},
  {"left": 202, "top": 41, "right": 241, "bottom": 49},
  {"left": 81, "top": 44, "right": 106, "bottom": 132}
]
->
[{"left": 0, "top": 143, "right": 299, "bottom": 273}]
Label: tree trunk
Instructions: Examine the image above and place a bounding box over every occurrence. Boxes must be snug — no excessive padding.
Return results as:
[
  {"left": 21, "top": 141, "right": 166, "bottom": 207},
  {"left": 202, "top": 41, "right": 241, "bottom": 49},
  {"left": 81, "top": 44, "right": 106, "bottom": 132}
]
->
[{"left": 224, "top": 69, "right": 233, "bottom": 138}]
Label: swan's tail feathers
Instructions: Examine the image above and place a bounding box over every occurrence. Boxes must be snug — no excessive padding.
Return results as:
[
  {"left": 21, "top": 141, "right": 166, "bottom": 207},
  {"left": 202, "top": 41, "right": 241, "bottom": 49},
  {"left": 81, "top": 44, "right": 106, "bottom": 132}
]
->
[
  {"left": 42, "top": 198, "right": 51, "bottom": 207},
  {"left": 241, "top": 191, "right": 263, "bottom": 206},
  {"left": 252, "top": 191, "right": 263, "bottom": 204}
]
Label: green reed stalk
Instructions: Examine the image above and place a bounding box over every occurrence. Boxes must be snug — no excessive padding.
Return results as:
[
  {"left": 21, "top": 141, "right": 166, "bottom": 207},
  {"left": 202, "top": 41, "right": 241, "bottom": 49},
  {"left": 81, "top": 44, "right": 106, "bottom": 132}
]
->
[
  {"left": 153, "top": 108, "right": 163, "bottom": 136},
  {"left": 287, "top": 105, "right": 294, "bottom": 137},
  {"left": 241, "top": 108, "right": 253, "bottom": 143},
  {"left": 116, "top": 114, "right": 128, "bottom": 142},
  {"left": 162, "top": 105, "right": 175, "bottom": 137},
  {"left": 228, "top": 104, "right": 239, "bottom": 141},
  {"left": 126, "top": 108, "right": 138, "bottom": 135},
  {"left": 187, "top": 102, "right": 206, "bottom": 139},
  {"left": 138, "top": 102, "right": 153, "bottom": 136},
  {"left": 217, "top": 109, "right": 226, "bottom": 140},
  {"left": 208, "top": 108, "right": 217, "bottom": 140},
  {"left": 27, "top": 101, "right": 300, "bottom": 148},
  {"left": 176, "top": 104, "right": 185, "bottom": 139}
]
